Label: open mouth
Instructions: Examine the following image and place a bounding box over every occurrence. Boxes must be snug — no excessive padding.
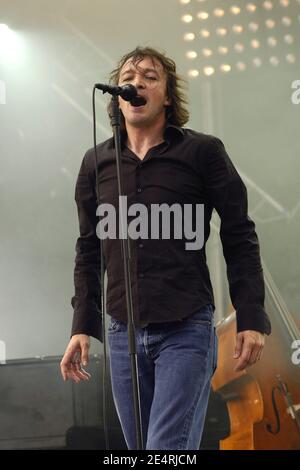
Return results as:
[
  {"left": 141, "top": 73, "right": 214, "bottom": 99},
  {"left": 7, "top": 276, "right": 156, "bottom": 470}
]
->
[{"left": 130, "top": 95, "right": 147, "bottom": 107}]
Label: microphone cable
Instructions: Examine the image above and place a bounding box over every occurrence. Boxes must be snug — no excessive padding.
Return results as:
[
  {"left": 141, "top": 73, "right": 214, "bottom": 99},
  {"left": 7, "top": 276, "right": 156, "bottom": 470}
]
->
[{"left": 92, "top": 84, "right": 110, "bottom": 450}]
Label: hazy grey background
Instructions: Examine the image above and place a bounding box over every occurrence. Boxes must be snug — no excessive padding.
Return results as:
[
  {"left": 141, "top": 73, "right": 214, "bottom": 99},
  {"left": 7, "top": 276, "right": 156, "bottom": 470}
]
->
[{"left": 0, "top": 0, "right": 299, "bottom": 359}]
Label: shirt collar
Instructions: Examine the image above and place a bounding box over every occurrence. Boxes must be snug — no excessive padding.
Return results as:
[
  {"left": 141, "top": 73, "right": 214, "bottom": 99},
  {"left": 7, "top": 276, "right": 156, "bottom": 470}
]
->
[
  {"left": 119, "top": 123, "right": 184, "bottom": 147},
  {"left": 164, "top": 123, "right": 184, "bottom": 137}
]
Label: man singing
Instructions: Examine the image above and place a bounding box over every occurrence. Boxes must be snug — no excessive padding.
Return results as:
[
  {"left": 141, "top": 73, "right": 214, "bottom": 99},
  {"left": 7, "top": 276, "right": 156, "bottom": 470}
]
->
[{"left": 60, "top": 47, "right": 271, "bottom": 450}]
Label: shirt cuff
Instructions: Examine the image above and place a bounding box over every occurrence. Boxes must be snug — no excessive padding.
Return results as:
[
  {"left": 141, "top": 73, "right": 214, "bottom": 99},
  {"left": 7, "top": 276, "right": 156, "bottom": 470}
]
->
[{"left": 236, "top": 303, "right": 271, "bottom": 335}]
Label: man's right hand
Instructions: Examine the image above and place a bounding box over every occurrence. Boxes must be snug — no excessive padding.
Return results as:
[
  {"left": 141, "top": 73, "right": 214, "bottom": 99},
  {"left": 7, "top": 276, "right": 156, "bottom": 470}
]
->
[{"left": 60, "top": 334, "right": 91, "bottom": 383}]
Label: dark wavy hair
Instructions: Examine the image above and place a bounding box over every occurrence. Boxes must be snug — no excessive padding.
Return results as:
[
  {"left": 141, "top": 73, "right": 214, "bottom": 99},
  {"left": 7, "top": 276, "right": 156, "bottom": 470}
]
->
[{"left": 107, "top": 46, "right": 189, "bottom": 131}]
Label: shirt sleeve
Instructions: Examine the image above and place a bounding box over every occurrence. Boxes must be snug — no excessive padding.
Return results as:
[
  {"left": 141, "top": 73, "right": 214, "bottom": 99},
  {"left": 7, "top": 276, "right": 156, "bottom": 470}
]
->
[
  {"left": 70, "top": 151, "right": 103, "bottom": 342},
  {"left": 203, "top": 136, "right": 271, "bottom": 335}
]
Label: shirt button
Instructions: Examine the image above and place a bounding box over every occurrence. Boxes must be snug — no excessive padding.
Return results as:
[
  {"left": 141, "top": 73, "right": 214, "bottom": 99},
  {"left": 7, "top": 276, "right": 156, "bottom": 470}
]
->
[
  {"left": 139, "top": 273, "right": 144, "bottom": 278},
  {"left": 137, "top": 188, "right": 142, "bottom": 193},
  {"left": 138, "top": 243, "right": 144, "bottom": 248}
]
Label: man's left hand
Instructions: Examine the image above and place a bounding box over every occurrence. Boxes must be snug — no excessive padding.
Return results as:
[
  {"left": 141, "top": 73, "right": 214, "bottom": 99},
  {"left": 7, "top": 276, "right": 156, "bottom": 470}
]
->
[{"left": 234, "top": 330, "right": 265, "bottom": 372}]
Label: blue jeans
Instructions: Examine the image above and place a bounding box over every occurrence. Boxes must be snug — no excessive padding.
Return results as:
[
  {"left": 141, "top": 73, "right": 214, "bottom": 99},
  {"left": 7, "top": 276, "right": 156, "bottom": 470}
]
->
[{"left": 108, "top": 304, "right": 218, "bottom": 450}]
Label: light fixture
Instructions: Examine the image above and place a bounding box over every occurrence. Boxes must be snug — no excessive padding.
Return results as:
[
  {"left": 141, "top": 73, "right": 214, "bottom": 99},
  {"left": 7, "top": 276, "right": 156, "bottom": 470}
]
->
[
  {"left": 251, "top": 39, "right": 260, "bottom": 49},
  {"left": 200, "top": 29, "right": 210, "bottom": 38},
  {"left": 286, "top": 53, "right": 296, "bottom": 64},
  {"left": 266, "top": 19, "right": 275, "bottom": 28},
  {"left": 284, "top": 34, "right": 294, "bottom": 44},
  {"left": 197, "top": 12, "right": 209, "bottom": 20},
  {"left": 253, "top": 57, "right": 262, "bottom": 67},
  {"left": 220, "top": 64, "right": 231, "bottom": 72},
  {"left": 214, "top": 8, "right": 225, "bottom": 17},
  {"left": 232, "top": 24, "right": 243, "bottom": 34},
  {"left": 282, "top": 17, "right": 292, "bottom": 26},
  {"left": 218, "top": 46, "right": 229, "bottom": 55},
  {"left": 182, "top": 14, "right": 193, "bottom": 23},
  {"left": 249, "top": 22, "right": 259, "bottom": 32},
  {"left": 237, "top": 61, "right": 246, "bottom": 71},
  {"left": 234, "top": 43, "right": 245, "bottom": 53},
  {"left": 188, "top": 69, "right": 199, "bottom": 77},
  {"left": 246, "top": 3, "right": 257, "bottom": 13},
  {"left": 267, "top": 37, "right": 277, "bottom": 47},
  {"left": 231, "top": 6, "right": 241, "bottom": 15},
  {"left": 0, "top": 23, "right": 24, "bottom": 65},
  {"left": 203, "top": 66, "right": 215, "bottom": 76},
  {"left": 270, "top": 56, "right": 279, "bottom": 66},
  {"left": 183, "top": 32, "right": 195, "bottom": 41},
  {"left": 263, "top": 1, "right": 273, "bottom": 10},
  {"left": 202, "top": 48, "right": 213, "bottom": 57},
  {"left": 186, "top": 51, "right": 198, "bottom": 59},
  {"left": 216, "top": 27, "right": 227, "bottom": 36}
]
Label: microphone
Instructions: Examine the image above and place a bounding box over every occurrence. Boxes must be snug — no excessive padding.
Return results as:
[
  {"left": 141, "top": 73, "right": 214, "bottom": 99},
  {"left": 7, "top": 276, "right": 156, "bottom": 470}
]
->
[{"left": 95, "top": 83, "right": 137, "bottom": 101}]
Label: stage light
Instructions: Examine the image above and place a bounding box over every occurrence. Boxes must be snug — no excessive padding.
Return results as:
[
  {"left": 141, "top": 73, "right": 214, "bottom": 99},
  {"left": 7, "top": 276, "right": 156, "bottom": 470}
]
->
[
  {"left": 203, "top": 66, "right": 215, "bottom": 76},
  {"left": 270, "top": 56, "right": 279, "bottom": 66},
  {"left": 200, "top": 29, "right": 210, "bottom": 38},
  {"left": 284, "top": 34, "right": 294, "bottom": 44},
  {"left": 231, "top": 6, "right": 241, "bottom": 15},
  {"left": 249, "top": 22, "right": 259, "bottom": 32},
  {"left": 186, "top": 51, "right": 198, "bottom": 59},
  {"left": 216, "top": 27, "right": 227, "bottom": 37},
  {"left": 182, "top": 14, "right": 193, "bottom": 23},
  {"left": 286, "top": 53, "right": 296, "bottom": 64},
  {"left": 188, "top": 69, "right": 199, "bottom": 77},
  {"left": 218, "top": 46, "right": 229, "bottom": 55},
  {"left": 246, "top": 3, "right": 257, "bottom": 13},
  {"left": 253, "top": 57, "right": 262, "bottom": 67},
  {"left": 267, "top": 37, "right": 277, "bottom": 47},
  {"left": 0, "top": 24, "right": 24, "bottom": 65},
  {"left": 232, "top": 24, "right": 243, "bottom": 34},
  {"left": 266, "top": 19, "right": 275, "bottom": 28},
  {"left": 251, "top": 39, "right": 260, "bottom": 49},
  {"left": 0, "top": 23, "right": 9, "bottom": 32},
  {"left": 202, "top": 48, "right": 213, "bottom": 57},
  {"left": 197, "top": 12, "right": 209, "bottom": 20},
  {"left": 220, "top": 64, "right": 231, "bottom": 72},
  {"left": 282, "top": 17, "right": 292, "bottom": 26},
  {"left": 183, "top": 32, "right": 195, "bottom": 41},
  {"left": 263, "top": 1, "right": 273, "bottom": 10},
  {"left": 237, "top": 62, "right": 246, "bottom": 71},
  {"left": 234, "top": 43, "right": 245, "bottom": 53},
  {"left": 181, "top": 0, "right": 300, "bottom": 77},
  {"left": 214, "top": 9, "right": 225, "bottom": 18}
]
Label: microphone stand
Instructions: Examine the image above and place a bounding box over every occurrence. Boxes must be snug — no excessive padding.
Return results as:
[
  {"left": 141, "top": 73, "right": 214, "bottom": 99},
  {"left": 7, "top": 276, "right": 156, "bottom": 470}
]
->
[{"left": 95, "top": 91, "right": 143, "bottom": 450}]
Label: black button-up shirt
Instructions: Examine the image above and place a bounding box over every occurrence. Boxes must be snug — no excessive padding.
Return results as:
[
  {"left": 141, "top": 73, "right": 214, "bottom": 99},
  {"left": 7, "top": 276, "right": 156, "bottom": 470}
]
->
[{"left": 71, "top": 125, "right": 271, "bottom": 341}]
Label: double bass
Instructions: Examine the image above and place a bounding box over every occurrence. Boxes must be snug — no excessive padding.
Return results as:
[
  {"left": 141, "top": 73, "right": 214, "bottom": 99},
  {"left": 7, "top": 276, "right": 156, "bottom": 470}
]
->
[{"left": 212, "top": 261, "right": 300, "bottom": 449}]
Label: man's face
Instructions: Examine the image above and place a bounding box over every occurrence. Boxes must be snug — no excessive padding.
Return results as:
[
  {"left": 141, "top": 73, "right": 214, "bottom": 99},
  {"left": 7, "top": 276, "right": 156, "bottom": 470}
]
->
[{"left": 117, "top": 56, "right": 171, "bottom": 128}]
